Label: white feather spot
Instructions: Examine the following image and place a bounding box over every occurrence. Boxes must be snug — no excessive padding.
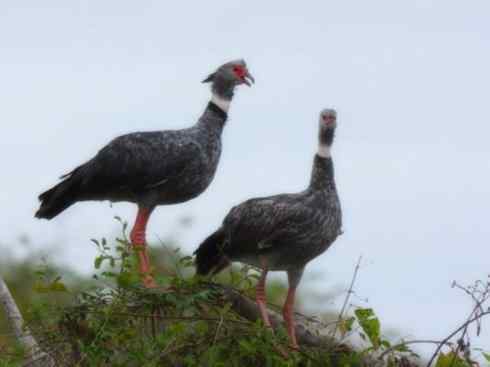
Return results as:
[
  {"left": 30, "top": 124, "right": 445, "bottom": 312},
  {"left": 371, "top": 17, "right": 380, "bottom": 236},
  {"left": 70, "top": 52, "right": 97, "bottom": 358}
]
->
[
  {"left": 317, "top": 144, "right": 331, "bottom": 158},
  {"left": 211, "top": 94, "right": 231, "bottom": 113}
]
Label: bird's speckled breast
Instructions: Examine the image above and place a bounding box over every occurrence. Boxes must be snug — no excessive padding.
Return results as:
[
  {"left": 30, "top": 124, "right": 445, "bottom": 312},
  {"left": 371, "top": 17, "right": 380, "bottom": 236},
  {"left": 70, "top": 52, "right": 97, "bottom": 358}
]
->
[
  {"left": 149, "top": 115, "right": 224, "bottom": 205},
  {"left": 259, "top": 196, "right": 341, "bottom": 270},
  {"left": 156, "top": 139, "right": 222, "bottom": 204}
]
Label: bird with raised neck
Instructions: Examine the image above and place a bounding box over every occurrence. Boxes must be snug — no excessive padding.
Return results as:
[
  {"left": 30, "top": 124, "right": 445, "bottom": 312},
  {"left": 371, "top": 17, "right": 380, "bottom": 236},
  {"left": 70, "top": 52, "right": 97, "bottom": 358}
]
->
[{"left": 194, "top": 108, "right": 342, "bottom": 349}]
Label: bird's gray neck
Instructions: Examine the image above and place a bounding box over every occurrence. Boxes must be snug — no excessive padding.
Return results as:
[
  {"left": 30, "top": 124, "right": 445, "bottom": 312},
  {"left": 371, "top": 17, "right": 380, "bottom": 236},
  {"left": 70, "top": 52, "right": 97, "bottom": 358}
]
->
[
  {"left": 211, "top": 77, "right": 235, "bottom": 101},
  {"left": 308, "top": 155, "right": 336, "bottom": 192}
]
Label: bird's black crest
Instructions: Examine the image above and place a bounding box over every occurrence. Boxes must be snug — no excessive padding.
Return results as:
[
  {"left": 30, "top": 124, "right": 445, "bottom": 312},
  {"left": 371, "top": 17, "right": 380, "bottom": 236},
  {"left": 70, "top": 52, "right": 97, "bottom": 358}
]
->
[{"left": 202, "top": 72, "right": 216, "bottom": 83}]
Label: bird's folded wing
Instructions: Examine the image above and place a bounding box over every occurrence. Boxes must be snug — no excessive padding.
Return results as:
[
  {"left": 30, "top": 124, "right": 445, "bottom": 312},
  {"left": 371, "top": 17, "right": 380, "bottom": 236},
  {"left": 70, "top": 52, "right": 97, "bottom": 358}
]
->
[
  {"left": 224, "top": 194, "right": 316, "bottom": 251},
  {"left": 86, "top": 132, "right": 201, "bottom": 192}
]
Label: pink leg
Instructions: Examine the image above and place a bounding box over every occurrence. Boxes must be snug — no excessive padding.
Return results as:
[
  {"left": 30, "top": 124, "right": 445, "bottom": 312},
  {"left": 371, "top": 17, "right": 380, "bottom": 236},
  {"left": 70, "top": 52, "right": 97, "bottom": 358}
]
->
[
  {"left": 282, "top": 287, "right": 298, "bottom": 349},
  {"left": 256, "top": 268, "right": 272, "bottom": 328},
  {"left": 130, "top": 207, "right": 157, "bottom": 288},
  {"left": 283, "top": 268, "right": 304, "bottom": 349}
]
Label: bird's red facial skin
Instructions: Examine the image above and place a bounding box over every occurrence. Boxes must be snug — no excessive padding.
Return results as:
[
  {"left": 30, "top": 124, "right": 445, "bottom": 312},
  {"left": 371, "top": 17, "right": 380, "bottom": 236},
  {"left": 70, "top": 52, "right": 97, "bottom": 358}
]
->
[
  {"left": 233, "top": 65, "right": 246, "bottom": 81},
  {"left": 323, "top": 115, "right": 336, "bottom": 126}
]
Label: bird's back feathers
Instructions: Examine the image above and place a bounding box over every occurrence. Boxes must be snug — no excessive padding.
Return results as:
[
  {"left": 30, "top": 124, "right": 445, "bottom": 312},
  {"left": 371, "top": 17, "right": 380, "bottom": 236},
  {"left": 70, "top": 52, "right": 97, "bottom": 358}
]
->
[
  {"left": 35, "top": 102, "right": 228, "bottom": 219},
  {"left": 204, "top": 156, "right": 342, "bottom": 271}
]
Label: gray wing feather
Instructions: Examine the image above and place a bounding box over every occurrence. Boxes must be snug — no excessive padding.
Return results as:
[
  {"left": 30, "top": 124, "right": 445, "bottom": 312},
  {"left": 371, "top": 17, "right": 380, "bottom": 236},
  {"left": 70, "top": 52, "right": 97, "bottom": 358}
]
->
[
  {"left": 223, "top": 193, "right": 320, "bottom": 254},
  {"left": 86, "top": 130, "right": 201, "bottom": 193}
]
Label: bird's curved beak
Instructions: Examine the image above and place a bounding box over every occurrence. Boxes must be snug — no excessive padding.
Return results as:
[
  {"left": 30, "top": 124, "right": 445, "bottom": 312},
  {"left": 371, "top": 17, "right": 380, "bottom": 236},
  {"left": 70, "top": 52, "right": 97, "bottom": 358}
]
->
[{"left": 243, "top": 70, "right": 255, "bottom": 87}]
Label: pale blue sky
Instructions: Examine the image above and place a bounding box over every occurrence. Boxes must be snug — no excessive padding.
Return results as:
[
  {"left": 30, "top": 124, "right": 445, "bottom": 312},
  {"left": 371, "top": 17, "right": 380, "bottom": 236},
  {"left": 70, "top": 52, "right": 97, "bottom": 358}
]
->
[{"left": 1, "top": 0, "right": 489, "bottom": 356}]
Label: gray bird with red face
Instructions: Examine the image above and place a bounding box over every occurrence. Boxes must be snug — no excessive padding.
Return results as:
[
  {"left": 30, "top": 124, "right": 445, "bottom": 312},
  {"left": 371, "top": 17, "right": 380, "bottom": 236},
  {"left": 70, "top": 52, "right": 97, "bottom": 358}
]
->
[
  {"left": 36, "top": 59, "right": 254, "bottom": 287},
  {"left": 194, "top": 109, "right": 342, "bottom": 349}
]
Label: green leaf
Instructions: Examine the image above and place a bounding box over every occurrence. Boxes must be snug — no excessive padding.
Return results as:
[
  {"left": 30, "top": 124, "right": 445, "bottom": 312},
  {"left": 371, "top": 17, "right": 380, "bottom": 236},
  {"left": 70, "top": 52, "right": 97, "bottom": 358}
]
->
[
  {"left": 117, "top": 271, "right": 138, "bottom": 288},
  {"left": 116, "top": 244, "right": 126, "bottom": 251},
  {"left": 483, "top": 352, "right": 490, "bottom": 362},
  {"left": 393, "top": 343, "right": 410, "bottom": 352},
  {"left": 221, "top": 302, "right": 232, "bottom": 315},
  {"left": 101, "top": 271, "right": 116, "bottom": 278},
  {"left": 354, "top": 308, "right": 381, "bottom": 349},
  {"left": 435, "top": 352, "right": 471, "bottom": 367},
  {"left": 49, "top": 280, "right": 68, "bottom": 292},
  {"left": 33, "top": 281, "right": 49, "bottom": 293},
  {"left": 238, "top": 340, "right": 254, "bottom": 353},
  {"left": 381, "top": 340, "right": 391, "bottom": 348},
  {"left": 33, "top": 279, "right": 67, "bottom": 293},
  {"left": 195, "top": 321, "right": 208, "bottom": 335},
  {"left": 339, "top": 316, "right": 355, "bottom": 336},
  {"left": 94, "top": 256, "right": 103, "bottom": 269}
]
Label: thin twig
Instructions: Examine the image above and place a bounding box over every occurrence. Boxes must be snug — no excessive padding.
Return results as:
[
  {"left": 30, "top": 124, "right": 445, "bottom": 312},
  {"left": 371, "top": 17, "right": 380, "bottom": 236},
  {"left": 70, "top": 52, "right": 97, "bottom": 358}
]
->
[
  {"left": 160, "top": 337, "right": 176, "bottom": 356},
  {"left": 446, "top": 282, "right": 490, "bottom": 367},
  {"left": 378, "top": 340, "right": 453, "bottom": 360},
  {"left": 426, "top": 311, "right": 490, "bottom": 367},
  {"left": 159, "top": 340, "right": 202, "bottom": 359},
  {"left": 77, "top": 309, "right": 110, "bottom": 365},
  {"left": 212, "top": 314, "right": 224, "bottom": 345},
  {"left": 82, "top": 309, "right": 250, "bottom": 324},
  {"left": 332, "top": 255, "right": 362, "bottom": 337},
  {"left": 452, "top": 281, "right": 489, "bottom": 337}
]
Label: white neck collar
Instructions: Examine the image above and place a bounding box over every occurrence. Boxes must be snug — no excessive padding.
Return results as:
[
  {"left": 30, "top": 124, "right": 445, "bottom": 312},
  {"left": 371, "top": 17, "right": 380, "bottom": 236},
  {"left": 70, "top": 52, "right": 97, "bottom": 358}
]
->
[
  {"left": 317, "top": 144, "right": 331, "bottom": 158},
  {"left": 211, "top": 93, "right": 231, "bottom": 113}
]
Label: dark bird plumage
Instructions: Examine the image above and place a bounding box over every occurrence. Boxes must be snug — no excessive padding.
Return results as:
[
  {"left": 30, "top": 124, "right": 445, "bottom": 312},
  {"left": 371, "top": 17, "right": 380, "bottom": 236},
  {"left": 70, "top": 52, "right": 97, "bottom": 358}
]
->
[
  {"left": 195, "top": 155, "right": 342, "bottom": 274},
  {"left": 36, "top": 59, "right": 254, "bottom": 287},
  {"left": 35, "top": 103, "right": 228, "bottom": 219},
  {"left": 194, "top": 108, "right": 342, "bottom": 348}
]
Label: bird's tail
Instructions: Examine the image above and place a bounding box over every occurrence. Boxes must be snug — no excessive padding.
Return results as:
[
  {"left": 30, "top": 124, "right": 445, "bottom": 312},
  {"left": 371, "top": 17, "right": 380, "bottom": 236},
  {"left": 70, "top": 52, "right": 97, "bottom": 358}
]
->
[
  {"left": 194, "top": 227, "right": 229, "bottom": 276},
  {"left": 35, "top": 168, "right": 83, "bottom": 220}
]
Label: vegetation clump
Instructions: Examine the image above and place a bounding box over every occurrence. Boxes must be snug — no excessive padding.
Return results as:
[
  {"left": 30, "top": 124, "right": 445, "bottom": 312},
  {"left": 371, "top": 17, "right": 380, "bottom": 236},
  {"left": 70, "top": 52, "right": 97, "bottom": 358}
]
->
[{"left": 1, "top": 222, "right": 489, "bottom": 366}]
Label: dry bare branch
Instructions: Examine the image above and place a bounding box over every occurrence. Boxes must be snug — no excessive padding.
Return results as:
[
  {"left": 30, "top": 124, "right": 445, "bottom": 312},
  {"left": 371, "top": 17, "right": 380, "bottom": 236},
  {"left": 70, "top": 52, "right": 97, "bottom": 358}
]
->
[
  {"left": 0, "top": 275, "right": 55, "bottom": 367},
  {"left": 213, "top": 283, "right": 339, "bottom": 348}
]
